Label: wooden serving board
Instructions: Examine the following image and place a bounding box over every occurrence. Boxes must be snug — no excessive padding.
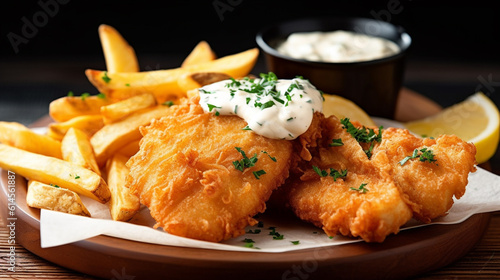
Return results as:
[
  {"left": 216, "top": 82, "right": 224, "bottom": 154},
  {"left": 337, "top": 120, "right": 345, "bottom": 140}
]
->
[{"left": 0, "top": 89, "right": 491, "bottom": 280}]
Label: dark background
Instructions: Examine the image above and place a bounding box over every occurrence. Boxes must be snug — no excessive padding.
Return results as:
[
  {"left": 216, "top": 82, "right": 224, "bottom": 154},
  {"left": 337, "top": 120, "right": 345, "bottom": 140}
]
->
[
  {"left": 1, "top": 0, "right": 500, "bottom": 124},
  {"left": 2, "top": 0, "right": 500, "bottom": 62}
]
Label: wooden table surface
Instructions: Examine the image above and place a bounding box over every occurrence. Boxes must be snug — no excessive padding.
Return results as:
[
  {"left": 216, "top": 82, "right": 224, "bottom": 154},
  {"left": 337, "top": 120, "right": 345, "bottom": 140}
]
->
[{"left": 1, "top": 88, "right": 499, "bottom": 279}]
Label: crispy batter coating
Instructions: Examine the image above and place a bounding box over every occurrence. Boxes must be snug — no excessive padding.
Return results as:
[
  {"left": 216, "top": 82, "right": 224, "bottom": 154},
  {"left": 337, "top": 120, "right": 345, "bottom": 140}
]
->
[
  {"left": 371, "top": 127, "right": 477, "bottom": 222},
  {"left": 126, "top": 98, "right": 293, "bottom": 242},
  {"left": 285, "top": 115, "right": 413, "bottom": 242},
  {"left": 126, "top": 94, "right": 476, "bottom": 243},
  {"left": 284, "top": 115, "right": 477, "bottom": 242}
]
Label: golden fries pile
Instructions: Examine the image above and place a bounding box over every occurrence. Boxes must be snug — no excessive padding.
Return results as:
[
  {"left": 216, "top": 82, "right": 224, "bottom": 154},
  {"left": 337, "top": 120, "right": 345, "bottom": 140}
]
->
[{"left": 0, "top": 24, "right": 258, "bottom": 221}]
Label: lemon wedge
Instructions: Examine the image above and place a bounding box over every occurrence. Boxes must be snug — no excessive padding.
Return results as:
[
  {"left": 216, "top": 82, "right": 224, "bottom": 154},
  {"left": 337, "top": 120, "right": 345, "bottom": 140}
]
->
[
  {"left": 405, "top": 92, "right": 500, "bottom": 164},
  {"left": 323, "top": 94, "right": 376, "bottom": 126}
]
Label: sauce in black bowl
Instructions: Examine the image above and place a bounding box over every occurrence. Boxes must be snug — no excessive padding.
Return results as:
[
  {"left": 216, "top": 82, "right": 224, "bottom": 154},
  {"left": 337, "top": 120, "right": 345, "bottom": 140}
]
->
[{"left": 256, "top": 16, "right": 412, "bottom": 119}]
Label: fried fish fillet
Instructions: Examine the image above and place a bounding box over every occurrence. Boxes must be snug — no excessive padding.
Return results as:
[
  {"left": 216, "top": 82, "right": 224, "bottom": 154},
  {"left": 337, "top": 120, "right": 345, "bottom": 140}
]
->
[
  {"left": 285, "top": 115, "right": 477, "bottom": 242},
  {"left": 285, "top": 115, "right": 413, "bottom": 242},
  {"left": 371, "top": 127, "right": 477, "bottom": 222},
  {"left": 126, "top": 98, "right": 294, "bottom": 242}
]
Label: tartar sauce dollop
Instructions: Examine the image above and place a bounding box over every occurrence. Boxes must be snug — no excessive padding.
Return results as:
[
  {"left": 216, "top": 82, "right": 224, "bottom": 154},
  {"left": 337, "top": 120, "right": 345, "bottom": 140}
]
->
[
  {"left": 198, "top": 73, "right": 323, "bottom": 140},
  {"left": 277, "top": 30, "right": 400, "bottom": 63}
]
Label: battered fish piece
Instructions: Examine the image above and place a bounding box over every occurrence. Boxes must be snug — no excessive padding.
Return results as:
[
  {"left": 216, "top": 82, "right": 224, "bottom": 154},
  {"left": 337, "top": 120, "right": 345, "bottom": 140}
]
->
[
  {"left": 126, "top": 97, "right": 294, "bottom": 242},
  {"left": 285, "top": 115, "right": 413, "bottom": 242},
  {"left": 371, "top": 127, "right": 477, "bottom": 222}
]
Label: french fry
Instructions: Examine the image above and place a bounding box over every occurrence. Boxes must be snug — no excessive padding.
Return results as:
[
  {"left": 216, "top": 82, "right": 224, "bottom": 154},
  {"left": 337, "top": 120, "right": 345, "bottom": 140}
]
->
[
  {"left": 106, "top": 154, "right": 140, "bottom": 221},
  {"left": 177, "top": 72, "right": 231, "bottom": 93},
  {"left": 100, "top": 93, "right": 157, "bottom": 124},
  {"left": 49, "top": 95, "right": 111, "bottom": 122},
  {"left": 91, "top": 105, "right": 172, "bottom": 166},
  {"left": 117, "top": 139, "right": 140, "bottom": 157},
  {"left": 85, "top": 48, "right": 259, "bottom": 103},
  {"left": 0, "top": 143, "right": 110, "bottom": 203},
  {"left": 99, "top": 24, "right": 139, "bottom": 73},
  {"left": 181, "top": 41, "right": 217, "bottom": 68},
  {"left": 47, "top": 115, "right": 104, "bottom": 141},
  {"left": 26, "top": 180, "right": 91, "bottom": 217},
  {"left": 0, "top": 121, "right": 62, "bottom": 159},
  {"left": 61, "top": 127, "right": 101, "bottom": 175}
]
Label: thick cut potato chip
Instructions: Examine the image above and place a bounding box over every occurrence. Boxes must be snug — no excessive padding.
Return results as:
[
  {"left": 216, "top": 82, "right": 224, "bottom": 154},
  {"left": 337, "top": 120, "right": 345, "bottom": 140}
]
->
[
  {"left": 0, "top": 143, "right": 110, "bottom": 203},
  {"left": 99, "top": 24, "right": 139, "bottom": 73},
  {"left": 48, "top": 115, "right": 104, "bottom": 141},
  {"left": 91, "top": 105, "right": 173, "bottom": 166},
  {"left": 85, "top": 48, "right": 259, "bottom": 103},
  {"left": 61, "top": 127, "right": 101, "bottom": 175},
  {"left": 100, "top": 93, "right": 157, "bottom": 124},
  {"left": 0, "top": 121, "right": 62, "bottom": 159},
  {"left": 27, "top": 180, "right": 91, "bottom": 217},
  {"left": 49, "top": 95, "right": 111, "bottom": 122},
  {"left": 181, "top": 41, "right": 217, "bottom": 68},
  {"left": 106, "top": 154, "right": 140, "bottom": 221}
]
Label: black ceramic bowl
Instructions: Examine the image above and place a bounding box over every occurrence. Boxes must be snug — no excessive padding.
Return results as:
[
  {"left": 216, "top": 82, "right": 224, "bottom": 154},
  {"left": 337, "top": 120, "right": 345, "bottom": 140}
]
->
[{"left": 256, "top": 17, "right": 412, "bottom": 119}]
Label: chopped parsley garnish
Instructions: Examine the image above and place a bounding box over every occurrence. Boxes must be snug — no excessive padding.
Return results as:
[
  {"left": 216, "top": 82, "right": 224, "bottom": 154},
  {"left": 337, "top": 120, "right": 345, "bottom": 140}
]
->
[
  {"left": 247, "top": 229, "right": 262, "bottom": 234},
  {"left": 319, "top": 90, "right": 325, "bottom": 101},
  {"left": 50, "top": 184, "right": 60, "bottom": 188},
  {"left": 340, "top": 118, "right": 382, "bottom": 159},
  {"left": 233, "top": 147, "right": 258, "bottom": 172},
  {"left": 162, "top": 101, "right": 174, "bottom": 107},
  {"left": 125, "top": 83, "right": 130, "bottom": 87},
  {"left": 269, "top": 227, "right": 284, "bottom": 240},
  {"left": 261, "top": 151, "right": 277, "bottom": 162},
  {"left": 312, "top": 166, "right": 347, "bottom": 181},
  {"left": 350, "top": 183, "right": 369, "bottom": 193},
  {"left": 102, "top": 71, "right": 111, "bottom": 83},
  {"left": 207, "top": 103, "right": 220, "bottom": 112},
  {"left": 80, "top": 93, "right": 90, "bottom": 101},
  {"left": 199, "top": 88, "right": 214, "bottom": 94},
  {"left": 242, "top": 238, "right": 255, "bottom": 248},
  {"left": 74, "top": 175, "right": 80, "bottom": 179},
  {"left": 255, "top": 100, "right": 275, "bottom": 110},
  {"left": 257, "top": 221, "right": 264, "bottom": 228},
  {"left": 312, "top": 166, "right": 328, "bottom": 177},
  {"left": 223, "top": 72, "right": 297, "bottom": 111},
  {"left": 226, "top": 77, "right": 241, "bottom": 88},
  {"left": 272, "top": 95, "right": 285, "bottom": 104},
  {"left": 253, "top": 169, "right": 266, "bottom": 179},
  {"left": 330, "top": 138, "right": 344, "bottom": 147},
  {"left": 69, "top": 92, "right": 104, "bottom": 100},
  {"left": 399, "top": 147, "right": 437, "bottom": 166},
  {"left": 232, "top": 149, "right": 275, "bottom": 179},
  {"left": 291, "top": 240, "right": 300, "bottom": 245}
]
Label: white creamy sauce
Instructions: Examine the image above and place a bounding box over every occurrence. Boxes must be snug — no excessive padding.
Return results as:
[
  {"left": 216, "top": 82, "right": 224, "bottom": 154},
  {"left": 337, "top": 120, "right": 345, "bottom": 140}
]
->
[
  {"left": 198, "top": 74, "right": 323, "bottom": 140},
  {"left": 277, "top": 30, "right": 400, "bottom": 63}
]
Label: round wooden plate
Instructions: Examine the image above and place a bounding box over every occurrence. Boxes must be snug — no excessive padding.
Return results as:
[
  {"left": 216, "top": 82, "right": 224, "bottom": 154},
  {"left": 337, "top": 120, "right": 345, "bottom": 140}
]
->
[{"left": 0, "top": 89, "right": 491, "bottom": 280}]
